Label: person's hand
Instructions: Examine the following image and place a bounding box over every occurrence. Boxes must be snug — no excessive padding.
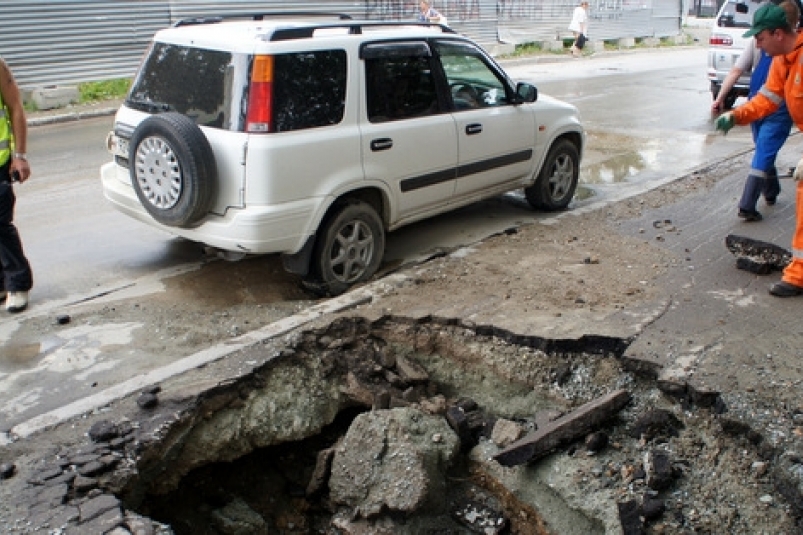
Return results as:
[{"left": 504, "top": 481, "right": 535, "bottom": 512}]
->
[
  {"left": 715, "top": 111, "right": 735, "bottom": 134},
  {"left": 711, "top": 99, "right": 724, "bottom": 114},
  {"left": 793, "top": 158, "right": 803, "bottom": 181}
]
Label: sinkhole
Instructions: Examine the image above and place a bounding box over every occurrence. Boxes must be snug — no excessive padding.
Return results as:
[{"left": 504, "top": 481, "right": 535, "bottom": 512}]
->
[{"left": 13, "top": 316, "right": 802, "bottom": 534}]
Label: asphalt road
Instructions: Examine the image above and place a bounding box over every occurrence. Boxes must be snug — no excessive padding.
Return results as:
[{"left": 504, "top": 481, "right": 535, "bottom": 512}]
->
[
  {"left": 0, "top": 45, "right": 768, "bottom": 434},
  {"left": 16, "top": 47, "right": 756, "bottom": 309}
]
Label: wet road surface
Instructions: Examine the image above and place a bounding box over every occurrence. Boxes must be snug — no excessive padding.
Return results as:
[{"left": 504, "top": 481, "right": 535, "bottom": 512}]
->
[{"left": 0, "top": 46, "right": 765, "bottom": 433}]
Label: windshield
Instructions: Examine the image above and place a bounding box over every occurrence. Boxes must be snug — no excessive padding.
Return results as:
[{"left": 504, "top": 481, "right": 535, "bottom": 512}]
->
[{"left": 717, "top": 1, "right": 765, "bottom": 28}]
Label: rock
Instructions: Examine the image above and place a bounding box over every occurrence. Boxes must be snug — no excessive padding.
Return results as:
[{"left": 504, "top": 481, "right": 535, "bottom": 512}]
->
[
  {"left": 77, "top": 506, "right": 125, "bottom": 533},
  {"left": 31, "top": 482, "right": 69, "bottom": 507},
  {"left": 629, "top": 409, "right": 683, "bottom": 441},
  {"left": 210, "top": 498, "right": 269, "bottom": 535},
  {"left": 618, "top": 499, "right": 644, "bottom": 535},
  {"left": 641, "top": 495, "right": 665, "bottom": 521},
  {"left": 644, "top": 450, "right": 676, "bottom": 491},
  {"left": 585, "top": 431, "right": 609, "bottom": 453},
  {"left": 73, "top": 475, "right": 99, "bottom": 493},
  {"left": 306, "top": 447, "right": 335, "bottom": 497},
  {"left": 491, "top": 418, "right": 524, "bottom": 448},
  {"left": 78, "top": 460, "right": 107, "bottom": 477},
  {"left": 124, "top": 513, "right": 157, "bottom": 535},
  {"left": 395, "top": 355, "right": 429, "bottom": 384},
  {"left": 446, "top": 405, "right": 473, "bottom": 448},
  {"left": 88, "top": 420, "right": 120, "bottom": 443},
  {"left": 328, "top": 407, "right": 460, "bottom": 517},
  {"left": 136, "top": 392, "right": 158, "bottom": 409},
  {"left": 78, "top": 493, "right": 122, "bottom": 523}
]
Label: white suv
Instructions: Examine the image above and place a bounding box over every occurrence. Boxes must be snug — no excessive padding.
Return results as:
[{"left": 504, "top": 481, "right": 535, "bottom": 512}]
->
[
  {"left": 101, "top": 13, "right": 585, "bottom": 295},
  {"left": 707, "top": 0, "right": 766, "bottom": 108}
]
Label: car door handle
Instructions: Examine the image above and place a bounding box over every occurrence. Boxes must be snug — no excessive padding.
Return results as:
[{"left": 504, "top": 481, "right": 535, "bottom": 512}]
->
[
  {"left": 465, "top": 123, "right": 482, "bottom": 135},
  {"left": 370, "top": 138, "right": 393, "bottom": 151}
]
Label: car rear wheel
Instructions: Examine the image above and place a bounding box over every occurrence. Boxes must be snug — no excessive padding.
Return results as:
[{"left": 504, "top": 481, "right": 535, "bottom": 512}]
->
[
  {"left": 128, "top": 112, "right": 216, "bottom": 228},
  {"left": 309, "top": 200, "right": 385, "bottom": 296},
  {"left": 524, "top": 139, "right": 579, "bottom": 211},
  {"left": 711, "top": 83, "right": 738, "bottom": 110}
]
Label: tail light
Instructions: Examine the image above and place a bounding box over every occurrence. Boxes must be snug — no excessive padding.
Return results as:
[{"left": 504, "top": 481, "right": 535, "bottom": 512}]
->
[
  {"left": 710, "top": 34, "right": 734, "bottom": 46},
  {"left": 246, "top": 55, "right": 273, "bottom": 133}
]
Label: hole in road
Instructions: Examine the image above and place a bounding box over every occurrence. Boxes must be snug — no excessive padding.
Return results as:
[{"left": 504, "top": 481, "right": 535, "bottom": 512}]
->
[{"left": 19, "top": 317, "right": 800, "bottom": 534}]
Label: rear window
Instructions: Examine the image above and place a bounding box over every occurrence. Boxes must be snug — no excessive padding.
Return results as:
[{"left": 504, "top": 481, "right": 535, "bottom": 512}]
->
[
  {"left": 717, "top": 1, "right": 763, "bottom": 28},
  {"left": 127, "top": 43, "right": 235, "bottom": 129}
]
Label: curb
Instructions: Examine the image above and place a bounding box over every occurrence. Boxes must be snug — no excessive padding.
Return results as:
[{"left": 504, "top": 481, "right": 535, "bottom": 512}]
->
[
  {"left": 0, "top": 276, "right": 407, "bottom": 444},
  {"left": 27, "top": 106, "right": 119, "bottom": 128}
]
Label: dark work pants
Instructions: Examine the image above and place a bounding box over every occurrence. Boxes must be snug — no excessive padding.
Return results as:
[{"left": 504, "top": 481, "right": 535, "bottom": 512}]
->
[
  {"left": 738, "top": 111, "right": 791, "bottom": 212},
  {"left": 0, "top": 163, "right": 33, "bottom": 293}
]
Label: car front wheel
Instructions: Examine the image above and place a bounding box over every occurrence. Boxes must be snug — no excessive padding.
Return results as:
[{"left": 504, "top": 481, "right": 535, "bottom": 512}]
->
[
  {"left": 309, "top": 200, "right": 385, "bottom": 296},
  {"left": 525, "top": 139, "right": 579, "bottom": 211}
]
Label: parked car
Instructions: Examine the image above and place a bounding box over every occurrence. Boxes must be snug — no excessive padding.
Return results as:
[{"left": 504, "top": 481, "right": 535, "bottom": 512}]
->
[
  {"left": 101, "top": 12, "right": 585, "bottom": 295},
  {"left": 707, "top": 0, "right": 766, "bottom": 109}
]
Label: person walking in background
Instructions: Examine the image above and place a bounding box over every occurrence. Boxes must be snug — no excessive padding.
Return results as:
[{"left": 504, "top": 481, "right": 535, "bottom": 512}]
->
[
  {"left": 569, "top": 1, "right": 590, "bottom": 57},
  {"left": 0, "top": 56, "right": 32, "bottom": 313},
  {"left": 417, "top": 0, "right": 446, "bottom": 25},
  {"left": 711, "top": 0, "right": 799, "bottom": 222},
  {"left": 716, "top": 1, "right": 803, "bottom": 297}
]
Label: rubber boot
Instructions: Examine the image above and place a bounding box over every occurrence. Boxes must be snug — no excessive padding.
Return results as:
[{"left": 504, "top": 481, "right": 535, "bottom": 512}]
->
[
  {"left": 738, "top": 174, "right": 763, "bottom": 221},
  {"left": 763, "top": 167, "right": 780, "bottom": 205}
]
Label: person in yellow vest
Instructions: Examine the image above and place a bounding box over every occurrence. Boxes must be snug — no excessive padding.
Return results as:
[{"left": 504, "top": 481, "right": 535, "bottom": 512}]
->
[{"left": 0, "top": 57, "right": 32, "bottom": 313}]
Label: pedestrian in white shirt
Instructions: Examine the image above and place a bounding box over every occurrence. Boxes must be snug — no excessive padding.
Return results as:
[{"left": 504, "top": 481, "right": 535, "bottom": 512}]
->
[{"left": 569, "top": 1, "right": 590, "bottom": 57}]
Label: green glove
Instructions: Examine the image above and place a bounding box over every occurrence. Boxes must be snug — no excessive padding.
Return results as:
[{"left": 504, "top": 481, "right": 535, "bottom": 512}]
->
[{"left": 715, "top": 112, "right": 735, "bottom": 134}]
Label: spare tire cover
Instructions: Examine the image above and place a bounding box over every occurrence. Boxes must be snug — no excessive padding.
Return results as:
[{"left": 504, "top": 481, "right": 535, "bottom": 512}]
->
[{"left": 128, "top": 112, "right": 217, "bottom": 228}]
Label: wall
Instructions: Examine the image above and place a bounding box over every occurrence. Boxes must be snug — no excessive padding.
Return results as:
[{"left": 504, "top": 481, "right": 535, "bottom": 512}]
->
[{"left": 0, "top": 0, "right": 681, "bottom": 90}]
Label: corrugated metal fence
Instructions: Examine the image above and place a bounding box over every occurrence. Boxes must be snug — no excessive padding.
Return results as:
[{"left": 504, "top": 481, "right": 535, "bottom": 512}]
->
[{"left": 0, "top": 0, "right": 682, "bottom": 90}]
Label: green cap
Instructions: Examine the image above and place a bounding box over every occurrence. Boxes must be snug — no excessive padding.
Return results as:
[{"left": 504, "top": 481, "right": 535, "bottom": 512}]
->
[{"left": 743, "top": 3, "right": 789, "bottom": 37}]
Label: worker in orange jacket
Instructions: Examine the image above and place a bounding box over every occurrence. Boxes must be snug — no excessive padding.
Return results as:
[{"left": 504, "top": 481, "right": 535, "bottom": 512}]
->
[{"left": 716, "top": 1, "right": 803, "bottom": 297}]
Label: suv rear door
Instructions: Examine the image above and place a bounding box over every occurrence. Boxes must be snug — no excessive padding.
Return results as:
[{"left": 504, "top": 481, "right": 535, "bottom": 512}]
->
[{"left": 360, "top": 42, "right": 458, "bottom": 224}]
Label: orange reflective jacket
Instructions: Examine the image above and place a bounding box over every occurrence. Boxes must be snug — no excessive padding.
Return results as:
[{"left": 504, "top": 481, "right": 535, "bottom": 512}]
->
[{"left": 733, "top": 32, "right": 803, "bottom": 128}]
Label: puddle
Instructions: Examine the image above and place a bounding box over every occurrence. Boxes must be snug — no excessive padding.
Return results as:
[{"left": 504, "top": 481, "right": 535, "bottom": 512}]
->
[
  {"left": 581, "top": 131, "right": 714, "bottom": 184},
  {"left": 0, "top": 323, "right": 140, "bottom": 374}
]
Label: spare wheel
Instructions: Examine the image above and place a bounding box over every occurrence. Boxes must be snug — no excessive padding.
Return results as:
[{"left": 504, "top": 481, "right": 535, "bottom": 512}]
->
[{"left": 128, "top": 112, "right": 217, "bottom": 228}]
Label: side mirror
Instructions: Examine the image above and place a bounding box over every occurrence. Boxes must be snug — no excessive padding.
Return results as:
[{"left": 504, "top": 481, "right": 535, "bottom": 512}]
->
[{"left": 515, "top": 82, "right": 538, "bottom": 103}]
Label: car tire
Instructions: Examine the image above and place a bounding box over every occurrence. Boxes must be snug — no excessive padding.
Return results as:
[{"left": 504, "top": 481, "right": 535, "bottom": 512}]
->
[
  {"left": 723, "top": 91, "right": 738, "bottom": 110},
  {"left": 524, "top": 138, "right": 579, "bottom": 211},
  {"left": 128, "top": 112, "right": 216, "bottom": 228},
  {"left": 711, "top": 84, "right": 738, "bottom": 110},
  {"left": 308, "top": 200, "right": 385, "bottom": 296}
]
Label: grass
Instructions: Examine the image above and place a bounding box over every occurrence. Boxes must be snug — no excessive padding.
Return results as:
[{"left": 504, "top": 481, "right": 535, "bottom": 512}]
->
[
  {"left": 78, "top": 78, "right": 130, "bottom": 103},
  {"left": 24, "top": 77, "right": 131, "bottom": 113}
]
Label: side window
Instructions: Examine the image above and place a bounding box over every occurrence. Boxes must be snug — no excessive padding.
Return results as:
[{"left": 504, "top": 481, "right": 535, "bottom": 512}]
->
[
  {"left": 366, "top": 55, "right": 438, "bottom": 123},
  {"left": 273, "top": 50, "right": 347, "bottom": 132},
  {"left": 436, "top": 42, "right": 510, "bottom": 111}
]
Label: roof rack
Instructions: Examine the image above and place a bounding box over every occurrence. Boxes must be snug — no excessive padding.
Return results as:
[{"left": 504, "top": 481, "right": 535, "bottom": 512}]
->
[
  {"left": 173, "top": 11, "right": 353, "bottom": 28},
  {"left": 172, "top": 16, "right": 455, "bottom": 41},
  {"left": 269, "top": 21, "right": 456, "bottom": 41}
]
